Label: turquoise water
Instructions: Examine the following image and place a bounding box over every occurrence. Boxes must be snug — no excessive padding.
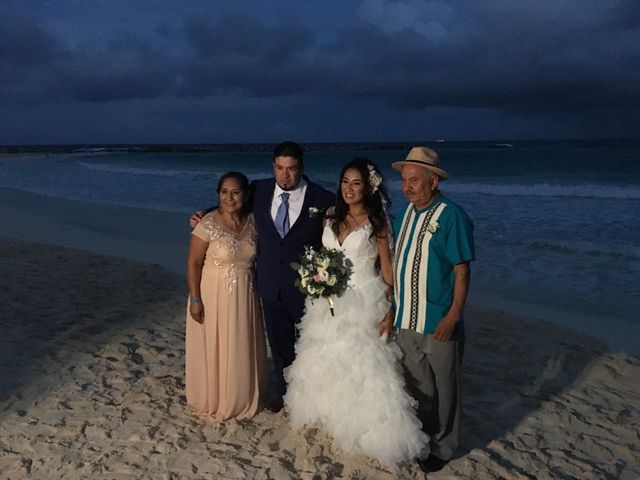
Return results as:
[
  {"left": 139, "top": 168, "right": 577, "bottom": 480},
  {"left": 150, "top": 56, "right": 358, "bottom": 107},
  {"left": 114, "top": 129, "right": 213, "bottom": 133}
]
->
[{"left": 1, "top": 140, "right": 639, "bottom": 350}]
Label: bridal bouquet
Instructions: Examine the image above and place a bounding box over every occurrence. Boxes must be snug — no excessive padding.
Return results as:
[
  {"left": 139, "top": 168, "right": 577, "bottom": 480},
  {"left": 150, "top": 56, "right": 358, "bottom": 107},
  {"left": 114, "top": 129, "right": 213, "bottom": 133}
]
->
[{"left": 291, "top": 245, "right": 352, "bottom": 316}]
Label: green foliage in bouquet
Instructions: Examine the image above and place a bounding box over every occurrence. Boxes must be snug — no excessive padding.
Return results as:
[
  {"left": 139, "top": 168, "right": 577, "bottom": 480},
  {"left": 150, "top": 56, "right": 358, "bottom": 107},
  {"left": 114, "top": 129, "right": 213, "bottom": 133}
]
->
[{"left": 290, "top": 245, "right": 353, "bottom": 299}]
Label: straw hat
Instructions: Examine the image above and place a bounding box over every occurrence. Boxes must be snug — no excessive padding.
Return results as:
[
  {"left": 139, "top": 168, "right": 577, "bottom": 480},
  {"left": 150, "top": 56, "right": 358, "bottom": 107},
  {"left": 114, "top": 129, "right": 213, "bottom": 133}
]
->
[{"left": 392, "top": 147, "right": 448, "bottom": 180}]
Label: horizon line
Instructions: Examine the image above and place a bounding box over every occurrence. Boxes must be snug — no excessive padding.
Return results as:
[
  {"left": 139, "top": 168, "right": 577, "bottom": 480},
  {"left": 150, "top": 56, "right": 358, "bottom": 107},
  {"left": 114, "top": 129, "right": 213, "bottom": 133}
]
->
[{"left": 1, "top": 137, "right": 639, "bottom": 149}]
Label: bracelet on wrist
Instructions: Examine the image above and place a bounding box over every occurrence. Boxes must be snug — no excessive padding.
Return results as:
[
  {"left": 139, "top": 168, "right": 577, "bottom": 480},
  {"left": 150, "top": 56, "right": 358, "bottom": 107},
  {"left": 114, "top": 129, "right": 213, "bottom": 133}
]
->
[{"left": 190, "top": 298, "right": 202, "bottom": 305}]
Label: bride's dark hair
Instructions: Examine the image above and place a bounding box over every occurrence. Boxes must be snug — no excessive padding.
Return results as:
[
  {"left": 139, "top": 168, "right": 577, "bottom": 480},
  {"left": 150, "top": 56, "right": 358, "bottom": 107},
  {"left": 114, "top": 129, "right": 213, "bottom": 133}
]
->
[{"left": 330, "top": 158, "right": 391, "bottom": 240}]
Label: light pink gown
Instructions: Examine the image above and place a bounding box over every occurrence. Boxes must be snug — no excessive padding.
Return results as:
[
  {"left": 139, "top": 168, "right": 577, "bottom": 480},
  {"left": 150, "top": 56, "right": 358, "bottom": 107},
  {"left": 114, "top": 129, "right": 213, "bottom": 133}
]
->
[{"left": 185, "top": 213, "right": 266, "bottom": 420}]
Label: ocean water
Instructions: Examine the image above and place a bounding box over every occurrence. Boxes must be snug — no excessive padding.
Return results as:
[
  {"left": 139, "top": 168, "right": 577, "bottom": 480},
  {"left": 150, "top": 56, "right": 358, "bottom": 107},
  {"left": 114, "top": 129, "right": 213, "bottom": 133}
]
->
[{"left": 1, "top": 140, "right": 639, "bottom": 351}]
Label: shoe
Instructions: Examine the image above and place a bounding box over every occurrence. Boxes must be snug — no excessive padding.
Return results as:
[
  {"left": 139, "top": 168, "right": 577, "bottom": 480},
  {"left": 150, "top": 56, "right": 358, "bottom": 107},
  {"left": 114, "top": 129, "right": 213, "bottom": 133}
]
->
[
  {"left": 418, "top": 455, "right": 448, "bottom": 473},
  {"left": 266, "top": 398, "right": 284, "bottom": 413}
]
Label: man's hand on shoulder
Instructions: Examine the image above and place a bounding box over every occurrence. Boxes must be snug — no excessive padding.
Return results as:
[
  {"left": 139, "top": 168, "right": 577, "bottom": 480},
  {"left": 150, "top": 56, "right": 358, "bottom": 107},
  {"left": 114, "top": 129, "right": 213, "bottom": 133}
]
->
[{"left": 189, "top": 210, "right": 205, "bottom": 228}]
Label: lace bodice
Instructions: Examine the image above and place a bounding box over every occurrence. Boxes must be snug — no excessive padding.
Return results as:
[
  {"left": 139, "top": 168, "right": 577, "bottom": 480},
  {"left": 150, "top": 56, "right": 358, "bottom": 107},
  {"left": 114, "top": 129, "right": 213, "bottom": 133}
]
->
[
  {"left": 192, "top": 213, "right": 258, "bottom": 292},
  {"left": 322, "top": 222, "right": 379, "bottom": 286},
  {"left": 197, "top": 214, "right": 257, "bottom": 268}
]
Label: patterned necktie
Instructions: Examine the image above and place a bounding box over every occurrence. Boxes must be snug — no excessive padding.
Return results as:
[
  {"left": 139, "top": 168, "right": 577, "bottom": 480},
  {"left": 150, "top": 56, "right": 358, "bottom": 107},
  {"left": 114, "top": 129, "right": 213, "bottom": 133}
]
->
[{"left": 275, "top": 192, "right": 290, "bottom": 238}]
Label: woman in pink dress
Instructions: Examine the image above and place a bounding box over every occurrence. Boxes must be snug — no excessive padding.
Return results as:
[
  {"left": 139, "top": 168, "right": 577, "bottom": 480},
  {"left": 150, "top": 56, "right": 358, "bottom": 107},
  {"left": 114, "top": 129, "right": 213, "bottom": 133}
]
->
[{"left": 185, "top": 171, "right": 266, "bottom": 420}]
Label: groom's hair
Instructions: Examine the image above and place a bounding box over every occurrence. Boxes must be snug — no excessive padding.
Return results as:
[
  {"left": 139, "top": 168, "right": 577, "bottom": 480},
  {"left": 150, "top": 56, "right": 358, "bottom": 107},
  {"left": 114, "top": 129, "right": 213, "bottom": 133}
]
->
[{"left": 273, "top": 141, "right": 304, "bottom": 168}]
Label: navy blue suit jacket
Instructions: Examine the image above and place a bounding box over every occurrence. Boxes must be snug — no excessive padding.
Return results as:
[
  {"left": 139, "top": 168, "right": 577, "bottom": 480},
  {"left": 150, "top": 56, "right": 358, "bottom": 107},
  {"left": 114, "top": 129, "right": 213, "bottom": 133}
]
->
[{"left": 252, "top": 177, "right": 335, "bottom": 312}]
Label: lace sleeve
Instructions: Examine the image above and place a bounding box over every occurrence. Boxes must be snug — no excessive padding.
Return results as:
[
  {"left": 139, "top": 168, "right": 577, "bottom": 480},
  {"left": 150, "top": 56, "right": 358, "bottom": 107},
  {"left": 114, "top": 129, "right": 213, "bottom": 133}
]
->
[{"left": 192, "top": 213, "right": 212, "bottom": 240}]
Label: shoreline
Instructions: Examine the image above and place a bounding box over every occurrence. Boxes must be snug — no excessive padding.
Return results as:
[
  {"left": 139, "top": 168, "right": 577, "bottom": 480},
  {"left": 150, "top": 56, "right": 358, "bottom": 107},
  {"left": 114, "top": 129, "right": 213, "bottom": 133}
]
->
[
  {"left": 468, "top": 288, "right": 640, "bottom": 356},
  {"left": 2, "top": 186, "right": 637, "bottom": 355},
  {"left": 0, "top": 186, "right": 189, "bottom": 276},
  {"left": 1, "top": 238, "right": 638, "bottom": 478}
]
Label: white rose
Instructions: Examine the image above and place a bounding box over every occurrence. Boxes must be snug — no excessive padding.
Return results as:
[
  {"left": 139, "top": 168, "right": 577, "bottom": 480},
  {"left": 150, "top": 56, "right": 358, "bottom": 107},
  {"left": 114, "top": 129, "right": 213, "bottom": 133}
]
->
[
  {"left": 327, "top": 275, "right": 337, "bottom": 286},
  {"left": 427, "top": 221, "right": 440, "bottom": 234}
]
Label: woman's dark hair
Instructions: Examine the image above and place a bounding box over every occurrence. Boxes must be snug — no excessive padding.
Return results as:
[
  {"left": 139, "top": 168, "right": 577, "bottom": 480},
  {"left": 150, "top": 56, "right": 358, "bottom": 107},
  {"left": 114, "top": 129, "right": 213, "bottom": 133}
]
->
[
  {"left": 216, "top": 171, "right": 252, "bottom": 214},
  {"left": 330, "top": 158, "right": 391, "bottom": 240}
]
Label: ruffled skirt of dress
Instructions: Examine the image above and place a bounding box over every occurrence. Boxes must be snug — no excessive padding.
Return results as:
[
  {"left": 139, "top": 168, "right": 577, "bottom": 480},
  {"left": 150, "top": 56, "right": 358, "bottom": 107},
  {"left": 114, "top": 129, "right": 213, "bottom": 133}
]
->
[{"left": 283, "top": 276, "right": 429, "bottom": 468}]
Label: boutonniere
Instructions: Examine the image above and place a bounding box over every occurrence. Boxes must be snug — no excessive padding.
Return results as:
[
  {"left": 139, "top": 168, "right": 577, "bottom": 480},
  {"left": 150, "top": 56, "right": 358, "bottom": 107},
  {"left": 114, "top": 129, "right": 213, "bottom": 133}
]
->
[
  {"left": 427, "top": 220, "right": 440, "bottom": 234},
  {"left": 308, "top": 207, "right": 325, "bottom": 218}
]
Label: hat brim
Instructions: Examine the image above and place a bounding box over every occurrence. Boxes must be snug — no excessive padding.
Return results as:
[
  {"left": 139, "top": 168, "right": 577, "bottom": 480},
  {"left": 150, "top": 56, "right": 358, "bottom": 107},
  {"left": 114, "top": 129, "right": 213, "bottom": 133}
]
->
[{"left": 391, "top": 160, "right": 448, "bottom": 180}]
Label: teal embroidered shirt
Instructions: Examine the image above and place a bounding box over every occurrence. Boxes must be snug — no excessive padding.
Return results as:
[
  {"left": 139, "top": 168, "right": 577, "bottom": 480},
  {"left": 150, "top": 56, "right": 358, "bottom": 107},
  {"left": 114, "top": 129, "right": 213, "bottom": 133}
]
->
[{"left": 393, "top": 194, "right": 475, "bottom": 335}]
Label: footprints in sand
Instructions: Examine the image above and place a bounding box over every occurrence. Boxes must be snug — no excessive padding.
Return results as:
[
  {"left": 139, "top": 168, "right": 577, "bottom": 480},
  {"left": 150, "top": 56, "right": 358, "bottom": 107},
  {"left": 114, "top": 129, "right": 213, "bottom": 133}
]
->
[{"left": 4, "top": 243, "right": 639, "bottom": 479}]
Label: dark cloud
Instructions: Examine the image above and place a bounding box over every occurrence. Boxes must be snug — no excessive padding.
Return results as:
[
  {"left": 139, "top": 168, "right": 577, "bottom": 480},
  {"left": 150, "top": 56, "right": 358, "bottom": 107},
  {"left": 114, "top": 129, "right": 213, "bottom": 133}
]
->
[
  {"left": 66, "top": 64, "right": 172, "bottom": 103},
  {"left": 0, "top": 5, "right": 319, "bottom": 104},
  {"left": 177, "top": 58, "right": 293, "bottom": 98},
  {"left": 106, "top": 31, "right": 155, "bottom": 53},
  {"left": 0, "top": 9, "right": 69, "bottom": 105},
  {"left": 320, "top": 1, "right": 640, "bottom": 112},
  {"left": 183, "top": 8, "right": 315, "bottom": 63},
  {"left": 0, "top": 0, "right": 638, "bottom": 142},
  {"left": 154, "top": 22, "right": 177, "bottom": 39},
  {"left": 0, "top": 14, "right": 60, "bottom": 67},
  {"left": 607, "top": 0, "right": 640, "bottom": 30},
  {"left": 64, "top": 32, "right": 178, "bottom": 103}
]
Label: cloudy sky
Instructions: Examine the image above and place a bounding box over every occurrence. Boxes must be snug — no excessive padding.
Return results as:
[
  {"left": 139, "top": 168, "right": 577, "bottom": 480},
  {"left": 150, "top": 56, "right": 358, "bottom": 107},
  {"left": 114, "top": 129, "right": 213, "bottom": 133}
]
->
[{"left": 1, "top": 0, "right": 638, "bottom": 144}]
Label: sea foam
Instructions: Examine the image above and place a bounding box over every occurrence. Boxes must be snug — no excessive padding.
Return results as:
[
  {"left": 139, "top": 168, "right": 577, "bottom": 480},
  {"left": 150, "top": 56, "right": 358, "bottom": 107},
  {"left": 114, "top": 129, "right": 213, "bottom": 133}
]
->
[
  {"left": 490, "top": 236, "right": 640, "bottom": 261},
  {"left": 77, "top": 161, "right": 216, "bottom": 178},
  {"left": 383, "top": 180, "right": 640, "bottom": 200}
]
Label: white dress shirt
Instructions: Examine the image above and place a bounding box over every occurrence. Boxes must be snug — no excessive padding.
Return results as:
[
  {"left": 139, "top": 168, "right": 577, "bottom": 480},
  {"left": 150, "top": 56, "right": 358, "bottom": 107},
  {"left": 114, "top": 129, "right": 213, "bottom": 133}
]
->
[{"left": 271, "top": 178, "right": 308, "bottom": 229}]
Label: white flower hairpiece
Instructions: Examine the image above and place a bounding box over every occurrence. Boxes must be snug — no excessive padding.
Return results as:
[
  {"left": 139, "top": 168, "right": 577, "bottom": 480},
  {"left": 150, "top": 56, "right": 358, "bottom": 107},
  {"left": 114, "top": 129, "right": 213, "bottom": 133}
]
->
[{"left": 367, "top": 163, "right": 382, "bottom": 193}]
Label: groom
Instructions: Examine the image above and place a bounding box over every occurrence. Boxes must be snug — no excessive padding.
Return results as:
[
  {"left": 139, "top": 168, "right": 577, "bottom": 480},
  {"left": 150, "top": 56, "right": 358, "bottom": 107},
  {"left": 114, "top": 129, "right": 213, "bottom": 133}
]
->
[{"left": 190, "top": 141, "right": 334, "bottom": 411}]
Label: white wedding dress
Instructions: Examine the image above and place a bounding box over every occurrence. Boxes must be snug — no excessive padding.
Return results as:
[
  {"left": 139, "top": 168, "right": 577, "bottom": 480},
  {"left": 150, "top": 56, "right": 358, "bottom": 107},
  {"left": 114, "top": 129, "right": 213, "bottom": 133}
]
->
[{"left": 283, "top": 222, "right": 429, "bottom": 468}]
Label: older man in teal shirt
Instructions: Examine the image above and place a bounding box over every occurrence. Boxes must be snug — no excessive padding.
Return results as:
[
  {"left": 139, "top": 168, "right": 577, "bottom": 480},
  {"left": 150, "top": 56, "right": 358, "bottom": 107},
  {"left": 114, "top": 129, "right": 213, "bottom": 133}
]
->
[{"left": 381, "top": 146, "right": 474, "bottom": 473}]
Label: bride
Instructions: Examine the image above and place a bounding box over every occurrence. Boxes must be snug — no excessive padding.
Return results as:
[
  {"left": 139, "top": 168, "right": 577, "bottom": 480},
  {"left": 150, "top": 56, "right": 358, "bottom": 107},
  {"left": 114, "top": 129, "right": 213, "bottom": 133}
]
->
[{"left": 283, "top": 159, "right": 428, "bottom": 469}]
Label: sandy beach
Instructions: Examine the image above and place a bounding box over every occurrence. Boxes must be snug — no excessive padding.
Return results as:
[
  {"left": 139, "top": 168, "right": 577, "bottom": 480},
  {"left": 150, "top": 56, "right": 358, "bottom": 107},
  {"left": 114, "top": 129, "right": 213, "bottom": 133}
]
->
[{"left": 1, "top": 189, "right": 639, "bottom": 479}]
